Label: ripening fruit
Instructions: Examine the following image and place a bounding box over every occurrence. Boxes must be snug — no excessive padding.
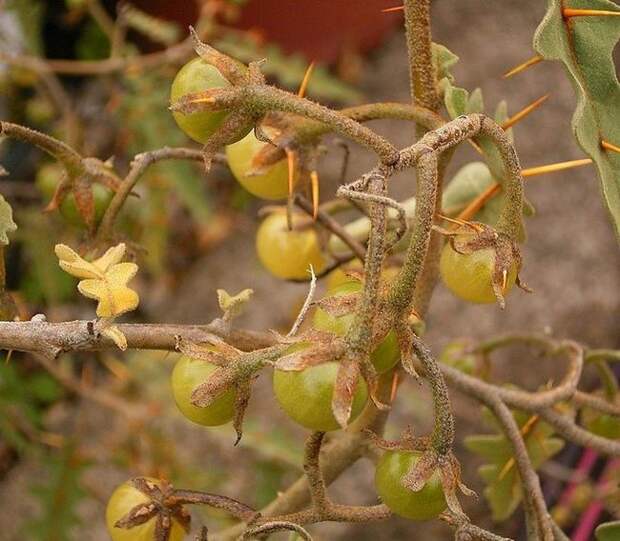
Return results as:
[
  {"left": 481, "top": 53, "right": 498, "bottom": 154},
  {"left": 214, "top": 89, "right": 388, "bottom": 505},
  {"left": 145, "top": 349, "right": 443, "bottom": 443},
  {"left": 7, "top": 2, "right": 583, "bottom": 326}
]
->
[
  {"left": 106, "top": 478, "right": 186, "bottom": 541},
  {"left": 273, "top": 361, "right": 368, "bottom": 431},
  {"left": 256, "top": 211, "right": 326, "bottom": 280},
  {"left": 313, "top": 280, "right": 399, "bottom": 374},
  {"left": 35, "top": 162, "right": 113, "bottom": 228},
  {"left": 171, "top": 355, "right": 235, "bottom": 426},
  {"left": 375, "top": 450, "right": 447, "bottom": 521},
  {"left": 170, "top": 57, "right": 249, "bottom": 144},
  {"left": 226, "top": 128, "right": 290, "bottom": 200},
  {"left": 439, "top": 236, "right": 517, "bottom": 304}
]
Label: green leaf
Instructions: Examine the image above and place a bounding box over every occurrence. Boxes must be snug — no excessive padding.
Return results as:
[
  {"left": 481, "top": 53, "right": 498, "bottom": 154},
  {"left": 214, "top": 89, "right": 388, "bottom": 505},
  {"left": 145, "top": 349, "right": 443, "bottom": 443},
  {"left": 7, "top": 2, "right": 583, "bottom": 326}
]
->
[
  {"left": 432, "top": 43, "right": 459, "bottom": 83},
  {"left": 534, "top": 0, "right": 620, "bottom": 238},
  {"left": 443, "top": 161, "right": 531, "bottom": 239},
  {"left": 596, "top": 521, "right": 620, "bottom": 541},
  {"left": 466, "top": 407, "right": 564, "bottom": 521},
  {"left": 0, "top": 194, "right": 17, "bottom": 246}
]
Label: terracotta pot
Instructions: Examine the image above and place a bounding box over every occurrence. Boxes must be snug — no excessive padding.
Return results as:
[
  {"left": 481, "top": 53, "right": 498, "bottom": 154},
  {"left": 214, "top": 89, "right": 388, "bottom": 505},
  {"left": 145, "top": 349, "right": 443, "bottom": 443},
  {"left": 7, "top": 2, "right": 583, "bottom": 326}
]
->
[
  {"left": 131, "top": 0, "right": 402, "bottom": 62},
  {"left": 233, "top": 0, "right": 402, "bottom": 62}
]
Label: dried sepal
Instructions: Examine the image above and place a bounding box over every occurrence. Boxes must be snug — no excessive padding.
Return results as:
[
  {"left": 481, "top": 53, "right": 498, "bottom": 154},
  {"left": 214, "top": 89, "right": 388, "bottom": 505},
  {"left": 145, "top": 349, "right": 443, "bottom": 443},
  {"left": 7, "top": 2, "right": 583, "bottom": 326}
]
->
[
  {"left": 191, "top": 366, "right": 238, "bottom": 407},
  {"left": 176, "top": 341, "right": 232, "bottom": 367},
  {"left": 395, "top": 324, "right": 420, "bottom": 379},
  {"left": 449, "top": 223, "right": 528, "bottom": 309},
  {"left": 332, "top": 356, "right": 362, "bottom": 428},
  {"left": 232, "top": 379, "right": 252, "bottom": 445},
  {"left": 240, "top": 521, "right": 313, "bottom": 541},
  {"left": 189, "top": 26, "right": 248, "bottom": 85},
  {"left": 114, "top": 498, "right": 158, "bottom": 529},
  {"left": 72, "top": 174, "right": 96, "bottom": 230},
  {"left": 314, "top": 292, "right": 359, "bottom": 318},
  {"left": 275, "top": 327, "right": 344, "bottom": 372},
  {"left": 114, "top": 477, "right": 191, "bottom": 537}
]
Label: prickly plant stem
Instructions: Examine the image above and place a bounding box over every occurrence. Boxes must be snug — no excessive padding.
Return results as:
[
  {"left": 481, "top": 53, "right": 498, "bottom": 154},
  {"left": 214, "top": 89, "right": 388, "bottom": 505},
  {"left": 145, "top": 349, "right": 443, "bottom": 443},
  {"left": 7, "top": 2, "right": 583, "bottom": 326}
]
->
[
  {"left": 297, "top": 102, "right": 443, "bottom": 140},
  {"left": 403, "top": 0, "right": 446, "bottom": 318},
  {"left": 484, "top": 397, "right": 554, "bottom": 541},
  {"left": 345, "top": 172, "right": 389, "bottom": 357},
  {"left": 303, "top": 432, "right": 329, "bottom": 514},
  {"left": 387, "top": 151, "right": 438, "bottom": 315},
  {"left": 403, "top": 0, "right": 441, "bottom": 112},
  {"left": 0, "top": 121, "right": 82, "bottom": 172},
  {"left": 411, "top": 335, "right": 454, "bottom": 454},
  {"left": 411, "top": 152, "right": 452, "bottom": 316},
  {"left": 478, "top": 117, "right": 524, "bottom": 240},
  {"left": 245, "top": 85, "right": 400, "bottom": 165}
]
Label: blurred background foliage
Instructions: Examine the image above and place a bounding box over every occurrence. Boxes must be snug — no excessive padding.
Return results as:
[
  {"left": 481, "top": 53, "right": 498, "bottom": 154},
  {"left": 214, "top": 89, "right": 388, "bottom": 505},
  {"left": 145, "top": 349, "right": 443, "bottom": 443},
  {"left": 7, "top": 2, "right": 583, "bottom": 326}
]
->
[{"left": 0, "top": 1, "right": 376, "bottom": 537}]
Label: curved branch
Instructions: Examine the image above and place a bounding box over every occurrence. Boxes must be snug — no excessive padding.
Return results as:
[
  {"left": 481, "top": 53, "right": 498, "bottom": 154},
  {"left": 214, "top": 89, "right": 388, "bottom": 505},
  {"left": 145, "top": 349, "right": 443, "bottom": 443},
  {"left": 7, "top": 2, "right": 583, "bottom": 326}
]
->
[
  {"left": 245, "top": 85, "right": 400, "bottom": 165},
  {"left": 95, "top": 147, "right": 225, "bottom": 242}
]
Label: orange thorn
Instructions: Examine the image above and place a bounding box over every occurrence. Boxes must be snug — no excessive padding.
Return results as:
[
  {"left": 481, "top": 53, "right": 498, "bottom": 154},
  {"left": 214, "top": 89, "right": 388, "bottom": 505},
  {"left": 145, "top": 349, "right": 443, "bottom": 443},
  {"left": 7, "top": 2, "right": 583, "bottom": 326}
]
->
[
  {"left": 502, "top": 54, "right": 543, "bottom": 79},
  {"left": 297, "top": 61, "right": 316, "bottom": 98},
  {"left": 390, "top": 371, "right": 400, "bottom": 403},
  {"left": 521, "top": 158, "right": 592, "bottom": 178},
  {"left": 469, "top": 139, "right": 484, "bottom": 155},
  {"left": 501, "top": 269, "right": 508, "bottom": 295},
  {"left": 456, "top": 183, "right": 501, "bottom": 222},
  {"left": 602, "top": 140, "right": 620, "bottom": 154},
  {"left": 285, "top": 149, "right": 296, "bottom": 197},
  {"left": 310, "top": 170, "right": 320, "bottom": 220},
  {"left": 382, "top": 5, "right": 404, "bottom": 13},
  {"left": 498, "top": 457, "right": 516, "bottom": 481},
  {"left": 501, "top": 94, "right": 550, "bottom": 130},
  {"left": 563, "top": 8, "right": 620, "bottom": 18},
  {"left": 189, "top": 96, "right": 216, "bottom": 104}
]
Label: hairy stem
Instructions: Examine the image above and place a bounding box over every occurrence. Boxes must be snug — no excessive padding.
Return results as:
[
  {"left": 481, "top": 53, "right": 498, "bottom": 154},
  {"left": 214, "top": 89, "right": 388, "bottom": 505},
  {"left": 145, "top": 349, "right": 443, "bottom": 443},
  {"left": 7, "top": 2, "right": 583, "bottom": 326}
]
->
[
  {"left": 411, "top": 335, "right": 454, "bottom": 454},
  {"left": 245, "top": 85, "right": 399, "bottom": 165},
  {"left": 403, "top": 0, "right": 441, "bottom": 112}
]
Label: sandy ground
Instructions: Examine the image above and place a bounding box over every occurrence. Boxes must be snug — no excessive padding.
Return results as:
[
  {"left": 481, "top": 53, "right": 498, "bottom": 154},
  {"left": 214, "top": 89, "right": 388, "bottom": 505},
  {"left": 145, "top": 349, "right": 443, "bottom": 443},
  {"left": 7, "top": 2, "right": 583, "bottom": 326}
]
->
[{"left": 1, "top": 0, "right": 618, "bottom": 539}]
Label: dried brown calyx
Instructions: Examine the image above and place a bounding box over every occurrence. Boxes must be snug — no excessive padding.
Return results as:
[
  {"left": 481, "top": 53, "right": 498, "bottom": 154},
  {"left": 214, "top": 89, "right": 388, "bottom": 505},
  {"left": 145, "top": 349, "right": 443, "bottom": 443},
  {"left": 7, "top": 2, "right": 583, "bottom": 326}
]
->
[{"left": 369, "top": 427, "right": 476, "bottom": 518}]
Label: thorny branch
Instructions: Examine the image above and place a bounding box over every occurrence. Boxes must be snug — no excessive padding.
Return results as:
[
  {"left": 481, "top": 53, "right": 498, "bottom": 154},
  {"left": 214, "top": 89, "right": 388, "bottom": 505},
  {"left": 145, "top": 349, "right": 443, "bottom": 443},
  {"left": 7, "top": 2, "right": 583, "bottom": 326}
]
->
[{"left": 0, "top": 10, "right": 617, "bottom": 541}]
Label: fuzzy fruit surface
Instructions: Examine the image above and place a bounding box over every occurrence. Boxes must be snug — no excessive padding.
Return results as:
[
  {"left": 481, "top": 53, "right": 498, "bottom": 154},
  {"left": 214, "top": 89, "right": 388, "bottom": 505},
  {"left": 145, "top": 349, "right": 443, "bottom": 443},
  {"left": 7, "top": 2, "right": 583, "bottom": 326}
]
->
[
  {"left": 375, "top": 450, "right": 447, "bottom": 520},
  {"left": 171, "top": 355, "right": 236, "bottom": 426},
  {"left": 256, "top": 211, "right": 326, "bottom": 280},
  {"left": 36, "top": 162, "right": 113, "bottom": 228},
  {"left": 273, "top": 361, "right": 368, "bottom": 431},
  {"left": 105, "top": 478, "right": 185, "bottom": 541},
  {"left": 313, "top": 280, "right": 399, "bottom": 373},
  {"left": 226, "top": 128, "right": 290, "bottom": 200},
  {"left": 440, "top": 239, "right": 516, "bottom": 304},
  {"left": 171, "top": 58, "right": 248, "bottom": 144}
]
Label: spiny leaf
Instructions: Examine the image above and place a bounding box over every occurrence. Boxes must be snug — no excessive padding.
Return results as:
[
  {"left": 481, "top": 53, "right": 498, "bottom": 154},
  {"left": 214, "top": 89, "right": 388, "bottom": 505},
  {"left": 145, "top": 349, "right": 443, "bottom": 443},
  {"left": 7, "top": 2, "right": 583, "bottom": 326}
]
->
[
  {"left": 0, "top": 194, "right": 17, "bottom": 246},
  {"left": 441, "top": 79, "right": 485, "bottom": 119},
  {"left": 465, "top": 408, "right": 564, "bottom": 521},
  {"left": 56, "top": 243, "right": 139, "bottom": 318},
  {"left": 534, "top": 0, "right": 620, "bottom": 238},
  {"left": 432, "top": 43, "right": 459, "bottom": 84}
]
